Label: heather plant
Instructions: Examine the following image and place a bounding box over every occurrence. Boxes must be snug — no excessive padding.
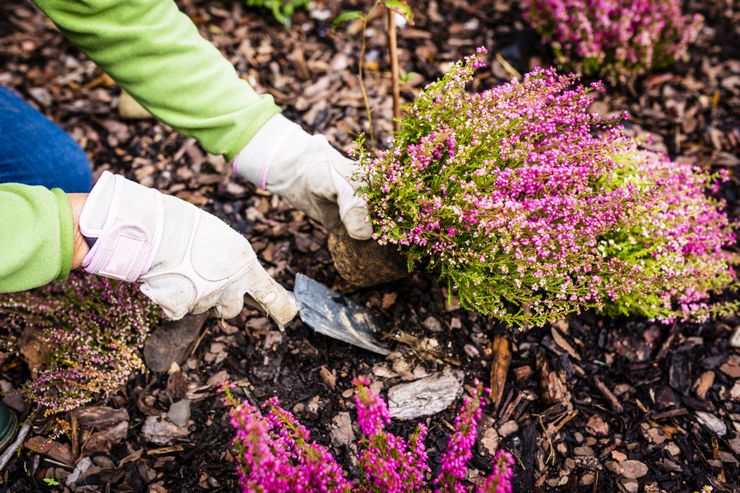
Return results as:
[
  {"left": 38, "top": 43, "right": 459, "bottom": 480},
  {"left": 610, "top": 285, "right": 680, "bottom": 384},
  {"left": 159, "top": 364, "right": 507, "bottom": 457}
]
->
[
  {"left": 358, "top": 48, "right": 737, "bottom": 328},
  {"left": 222, "top": 379, "right": 515, "bottom": 492},
  {"left": 0, "top": 272, "right": 160, "bottom": 414},
  {"left": 522, "top": 0, "right": 702, "bottom": 82}
]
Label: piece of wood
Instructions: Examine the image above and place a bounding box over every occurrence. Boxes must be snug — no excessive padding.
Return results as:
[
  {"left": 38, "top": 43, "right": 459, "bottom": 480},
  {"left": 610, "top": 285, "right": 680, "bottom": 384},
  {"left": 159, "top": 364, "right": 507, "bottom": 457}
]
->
[{"left": 489, "top": 334, "right": 512, "bottom": 413}]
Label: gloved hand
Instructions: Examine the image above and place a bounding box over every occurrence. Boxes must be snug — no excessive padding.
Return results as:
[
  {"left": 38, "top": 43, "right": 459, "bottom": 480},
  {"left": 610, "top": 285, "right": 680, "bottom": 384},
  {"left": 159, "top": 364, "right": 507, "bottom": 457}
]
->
[
  {"left": 232, "top": 114, "right": 373, "bottom": 240},
  {"left": 78, "top": 171, "right": 298, "bottom": 324}
]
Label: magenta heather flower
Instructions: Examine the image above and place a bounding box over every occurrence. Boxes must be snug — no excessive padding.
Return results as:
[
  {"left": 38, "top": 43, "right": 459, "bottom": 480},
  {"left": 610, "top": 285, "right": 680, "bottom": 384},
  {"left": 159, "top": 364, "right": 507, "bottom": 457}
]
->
[
  {"left": 353, "top": 377, "right": 430, "bottom": 492},
  {"left": 224, "top": 379, "right": 515, "bottom": 492},
  {"left": 434, "top": 383, "right": 484, "bottom": 493},
  {"left": 522, "top": 0, "right": 703, "bottom": 82},
  {"left": 222, "top": 385, "right": 353, "bottom": 493},
  {"left": 359, "top": 50, "right": 737, "bottom": 328}
]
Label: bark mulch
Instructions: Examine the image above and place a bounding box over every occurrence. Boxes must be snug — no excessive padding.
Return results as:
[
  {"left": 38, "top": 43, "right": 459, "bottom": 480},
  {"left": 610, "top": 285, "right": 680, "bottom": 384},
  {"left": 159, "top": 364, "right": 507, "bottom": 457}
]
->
[{"left": 0, "top": 0, "right": 738, "bottom": 491}]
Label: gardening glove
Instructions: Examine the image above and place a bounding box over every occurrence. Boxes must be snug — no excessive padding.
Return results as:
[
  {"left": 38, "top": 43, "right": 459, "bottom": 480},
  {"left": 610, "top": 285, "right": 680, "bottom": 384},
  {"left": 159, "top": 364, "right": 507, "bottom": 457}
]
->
[
  {"left": 232, "top": 114, "right": 373, "bottom": 240},
  {"left": 78, "top": 171, "right": 298, "bottom": 324}
]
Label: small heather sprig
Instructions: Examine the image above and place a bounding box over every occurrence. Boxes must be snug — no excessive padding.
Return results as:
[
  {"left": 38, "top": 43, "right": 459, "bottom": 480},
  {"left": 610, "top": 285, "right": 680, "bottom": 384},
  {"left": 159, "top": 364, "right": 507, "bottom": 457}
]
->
[
  {"left": 0, "top": 272, "right": 160, "bottom": 414},
  {"left": 224, "top": 378, "right": 515, "bottom": 492},
  {"left": 476, "top": 450, "right": 515, "bottom": 493},
  {"left": 359, "top": 49, "right": 737, "bottom": 328},
  {"left": 353, "top": 376, "right": 430, "bottom": 492},
  {"left": 522, "top": 0, "right": 702, "bottom": 82}
]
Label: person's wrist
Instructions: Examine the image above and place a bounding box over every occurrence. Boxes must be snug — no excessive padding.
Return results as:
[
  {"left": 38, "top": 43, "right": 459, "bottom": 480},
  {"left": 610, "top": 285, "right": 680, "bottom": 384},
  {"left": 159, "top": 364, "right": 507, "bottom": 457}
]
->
[
  {"left": 232, "top": 114, "right": 303, "bottom": 188},
  {"left": 67, "top": 193, "right": 90, "bottom": 270}
]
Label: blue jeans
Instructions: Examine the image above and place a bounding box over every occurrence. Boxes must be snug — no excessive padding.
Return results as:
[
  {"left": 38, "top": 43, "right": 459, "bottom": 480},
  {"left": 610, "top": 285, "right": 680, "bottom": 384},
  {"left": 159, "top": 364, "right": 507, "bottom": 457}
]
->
[{"left": 0, "top": 86, "right": 92, "bottom": 192}]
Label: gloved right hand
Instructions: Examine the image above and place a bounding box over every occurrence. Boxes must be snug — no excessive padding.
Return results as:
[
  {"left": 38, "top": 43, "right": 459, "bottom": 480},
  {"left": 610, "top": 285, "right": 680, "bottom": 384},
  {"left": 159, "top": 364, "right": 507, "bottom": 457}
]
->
[{"left": 78, "top": 171, "right": 297, "bottom": 324}]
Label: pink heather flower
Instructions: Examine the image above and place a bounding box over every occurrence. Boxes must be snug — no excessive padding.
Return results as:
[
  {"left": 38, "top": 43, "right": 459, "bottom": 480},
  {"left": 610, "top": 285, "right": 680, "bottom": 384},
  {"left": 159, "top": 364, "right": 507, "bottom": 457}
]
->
[
  {"left": 476, "top": 450, "right": 515, "bottom": 493},
  {"left": 434, "top": 383, "right": 485, "bottom": 493},
  {"left": 522, "top": 0, "right": 703, "bottom": 82},
  {"left": 358, "top": 49, "right": 737, "bottom": 328},
  {"left": 353, "top": 377, "right": 430, "bottom": 492},
  {"left": 224, "top": 379, "right": 515, "bottom": 492},
  {"left": 223, "top": 385, "right": 353, "bottom": 493}
]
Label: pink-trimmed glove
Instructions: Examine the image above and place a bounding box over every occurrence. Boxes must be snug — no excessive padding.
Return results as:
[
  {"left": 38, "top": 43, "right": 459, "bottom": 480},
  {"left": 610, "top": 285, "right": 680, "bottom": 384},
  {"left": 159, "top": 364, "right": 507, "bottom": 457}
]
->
[
  {"left": 233, "top": 114, "right": 373, "bottom": 240},
  {"left": 78, "top": 171, "right": 298, "bottom": 324}
]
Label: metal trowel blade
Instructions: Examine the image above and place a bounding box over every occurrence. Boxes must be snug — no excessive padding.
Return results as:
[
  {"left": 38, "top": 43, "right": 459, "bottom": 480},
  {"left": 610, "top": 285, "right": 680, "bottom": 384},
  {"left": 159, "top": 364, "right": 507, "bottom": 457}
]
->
[{"left": 294, "top": 274, "right": 389, "bottom": 355}]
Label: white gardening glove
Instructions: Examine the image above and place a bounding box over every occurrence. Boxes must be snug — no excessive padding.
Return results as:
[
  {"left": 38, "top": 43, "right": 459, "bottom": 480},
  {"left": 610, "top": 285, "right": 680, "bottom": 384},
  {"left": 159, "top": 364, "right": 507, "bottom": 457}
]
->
[
  {"left": 232, "top": 114, "right": 373, "bottom": 240},
  {"left": 78, "top": 171, "right": 298, "bottom": 324}
]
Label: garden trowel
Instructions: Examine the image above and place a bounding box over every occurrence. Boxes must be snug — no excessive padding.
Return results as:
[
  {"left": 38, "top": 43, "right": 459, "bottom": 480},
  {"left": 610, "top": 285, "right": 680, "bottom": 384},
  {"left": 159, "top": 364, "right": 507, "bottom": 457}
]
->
[{"left": 293, "top": 274, "right": 389, "bottom": 355}]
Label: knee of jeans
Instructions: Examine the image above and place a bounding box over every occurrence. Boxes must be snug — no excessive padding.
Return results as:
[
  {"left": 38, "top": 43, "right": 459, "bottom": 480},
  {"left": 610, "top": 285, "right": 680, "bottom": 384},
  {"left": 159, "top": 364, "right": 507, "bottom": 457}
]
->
[{"left": 59, "top": 145, "right": 93, "bottom": 193}]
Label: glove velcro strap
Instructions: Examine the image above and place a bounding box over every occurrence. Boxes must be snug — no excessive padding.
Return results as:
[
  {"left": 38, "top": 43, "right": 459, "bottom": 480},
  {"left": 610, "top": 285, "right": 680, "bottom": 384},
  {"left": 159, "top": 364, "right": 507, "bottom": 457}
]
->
[{"left": 82, "top": 223, "right": 155, "bottom": 282}]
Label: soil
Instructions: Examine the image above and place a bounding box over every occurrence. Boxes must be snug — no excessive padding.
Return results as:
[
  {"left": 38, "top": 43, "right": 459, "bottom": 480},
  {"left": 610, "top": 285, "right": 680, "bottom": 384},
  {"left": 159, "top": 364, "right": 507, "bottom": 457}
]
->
[{"left": 0, "top": 0, "right": 738, "bottom": 492}]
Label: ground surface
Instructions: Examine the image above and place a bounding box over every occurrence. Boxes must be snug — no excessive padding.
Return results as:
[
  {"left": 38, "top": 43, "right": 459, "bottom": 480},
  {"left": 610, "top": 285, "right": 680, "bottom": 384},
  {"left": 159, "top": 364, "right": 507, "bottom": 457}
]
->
[{"left": 0, "top": 0, "right": 738, "bottom": 491}]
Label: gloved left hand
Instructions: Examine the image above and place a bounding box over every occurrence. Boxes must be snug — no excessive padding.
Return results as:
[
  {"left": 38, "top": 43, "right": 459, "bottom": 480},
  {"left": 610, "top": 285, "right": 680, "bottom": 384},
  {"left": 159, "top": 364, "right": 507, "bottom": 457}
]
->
[
  {"left": 78, "top": 171, "right": 298, "bottom": 324},
  {"left": 232, "top": 114, "right": 373, "bottom": 240}
]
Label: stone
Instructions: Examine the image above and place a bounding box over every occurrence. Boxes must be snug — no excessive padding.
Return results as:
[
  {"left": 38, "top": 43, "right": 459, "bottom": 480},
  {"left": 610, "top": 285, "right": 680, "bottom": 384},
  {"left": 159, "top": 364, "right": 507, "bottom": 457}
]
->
[
  {"left": 144, "top": 313, "right": 208, "bottom": 372},
  {"left": 387, "top": 370, "right": 463, "bottom": 420},
  {"left": 66, "top": 457, "right": 92, "bottom": 487},
  {"left": 498, "top": 420, "right": 519, "bottom": 438},
  {"left": 730, "top": 325, "right": 740, "bottom": 349},
  {"left": 574, "top": 446, "right": 595, "bottom": 456},
  {"left": 611, "top": 450, "right": 628, "bottom": 462},
  {"left": 695, "top": 411, "right": 727, "bottom": 437},
  {"left": 118, "top": 90, "right": 152, "bottom": 119},
  {"left": 728, "top": 435, "right": 740, "bottom": 455},
  {"left": 480, "top": 427, "right": 500, "bottom": 455},
  {"left": 167, "top": 399, "right": 191, "bottom": 428},
  {"left": 206, "top": 370, "right": 230, "bottom": 387},
  {"left": 620, "top": 460, "right": 649, "bottom": 479},
  {"left": 142, "top": 416, "right": 189, "bottom": 445},
  {"left": 621, "top": 479, "right": 639, "bottom": 493},
  {"left": 330, "top": 412, "right": 354, "bottom": 447}
]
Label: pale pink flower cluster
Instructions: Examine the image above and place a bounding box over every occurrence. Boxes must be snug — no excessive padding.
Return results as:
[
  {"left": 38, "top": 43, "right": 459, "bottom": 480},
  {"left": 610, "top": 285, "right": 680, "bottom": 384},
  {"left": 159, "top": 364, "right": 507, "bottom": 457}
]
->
[{"left": 522, "top": 0, "right": 702, "bottom": 81}]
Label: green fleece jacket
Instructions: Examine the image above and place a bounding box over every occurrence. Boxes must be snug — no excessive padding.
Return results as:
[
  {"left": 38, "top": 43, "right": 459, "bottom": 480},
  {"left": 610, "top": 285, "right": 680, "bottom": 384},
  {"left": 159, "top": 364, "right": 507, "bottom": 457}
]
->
[{"left": 0, "top": 0, "right": 280, "bottom": 292}]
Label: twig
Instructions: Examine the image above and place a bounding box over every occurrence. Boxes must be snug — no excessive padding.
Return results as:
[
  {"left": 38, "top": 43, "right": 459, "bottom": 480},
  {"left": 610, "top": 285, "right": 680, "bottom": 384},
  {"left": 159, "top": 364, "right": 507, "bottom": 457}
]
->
[
  {"left": 0, "top": 423, "right": 31, "bottom": 473},
  {"left": 652, "top": 408, "right": 688, "bottom": 420},
  {"left": 357, "top": 1, "right": 381, "bottom": 149},
  {"left": 495, "top": 53, "right": 522, "bottom": 80},
  {"left": 386, "top": 8, "right": 401, "bottom": 131},
  {"left": 592, "top": 376, "right": 624, "bottom": 413}
]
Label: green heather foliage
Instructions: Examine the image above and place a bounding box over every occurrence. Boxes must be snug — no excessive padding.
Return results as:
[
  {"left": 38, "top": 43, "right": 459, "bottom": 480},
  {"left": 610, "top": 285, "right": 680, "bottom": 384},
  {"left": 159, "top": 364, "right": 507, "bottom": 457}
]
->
[
  {"left": 359, "top": 49, "right": 737, "bottom": 328},
  {"left": 0, "top": 272, "right": 160, "bottom": 414},
  {"left": 245, "top": 0, "right": 309, "bottom": 26}
]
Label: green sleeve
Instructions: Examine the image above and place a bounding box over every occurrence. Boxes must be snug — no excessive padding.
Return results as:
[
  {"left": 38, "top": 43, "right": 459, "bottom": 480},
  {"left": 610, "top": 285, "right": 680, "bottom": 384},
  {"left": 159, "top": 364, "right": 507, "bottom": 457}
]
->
[
  {"left": 0, "top": 184, "right": 73, "bottom": 292},
  {"left": 33, "top": 0, "right": 280, "bottom": 160}
]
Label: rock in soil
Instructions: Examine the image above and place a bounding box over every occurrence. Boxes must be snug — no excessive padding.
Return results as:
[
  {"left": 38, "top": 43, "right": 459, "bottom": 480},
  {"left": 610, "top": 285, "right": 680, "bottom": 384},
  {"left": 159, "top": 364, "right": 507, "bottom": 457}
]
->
[
  {"left": 694, "top": 411, "right": 727, "bottom": 436},
  {"left": 142, "top": 416, "right": 190, "bottom": 445},
  {"left": 387, "top": 370, "right": 464, "bottom": 420},
  {"left": 167, "top": 399, "right": 192, "bottom": 428},
  {"left": 330, "top": 411, "right": 355, "bottom": 447},
  {"left": 144, "top": 313, "right": 208, "bottom": 372}
]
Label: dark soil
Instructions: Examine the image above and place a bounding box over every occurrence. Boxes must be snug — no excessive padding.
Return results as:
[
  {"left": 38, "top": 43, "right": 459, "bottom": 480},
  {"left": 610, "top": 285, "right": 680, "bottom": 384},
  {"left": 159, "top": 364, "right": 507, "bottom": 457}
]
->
[{"left": 0, "top": 0, "right": 738, "bottom": 492}]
